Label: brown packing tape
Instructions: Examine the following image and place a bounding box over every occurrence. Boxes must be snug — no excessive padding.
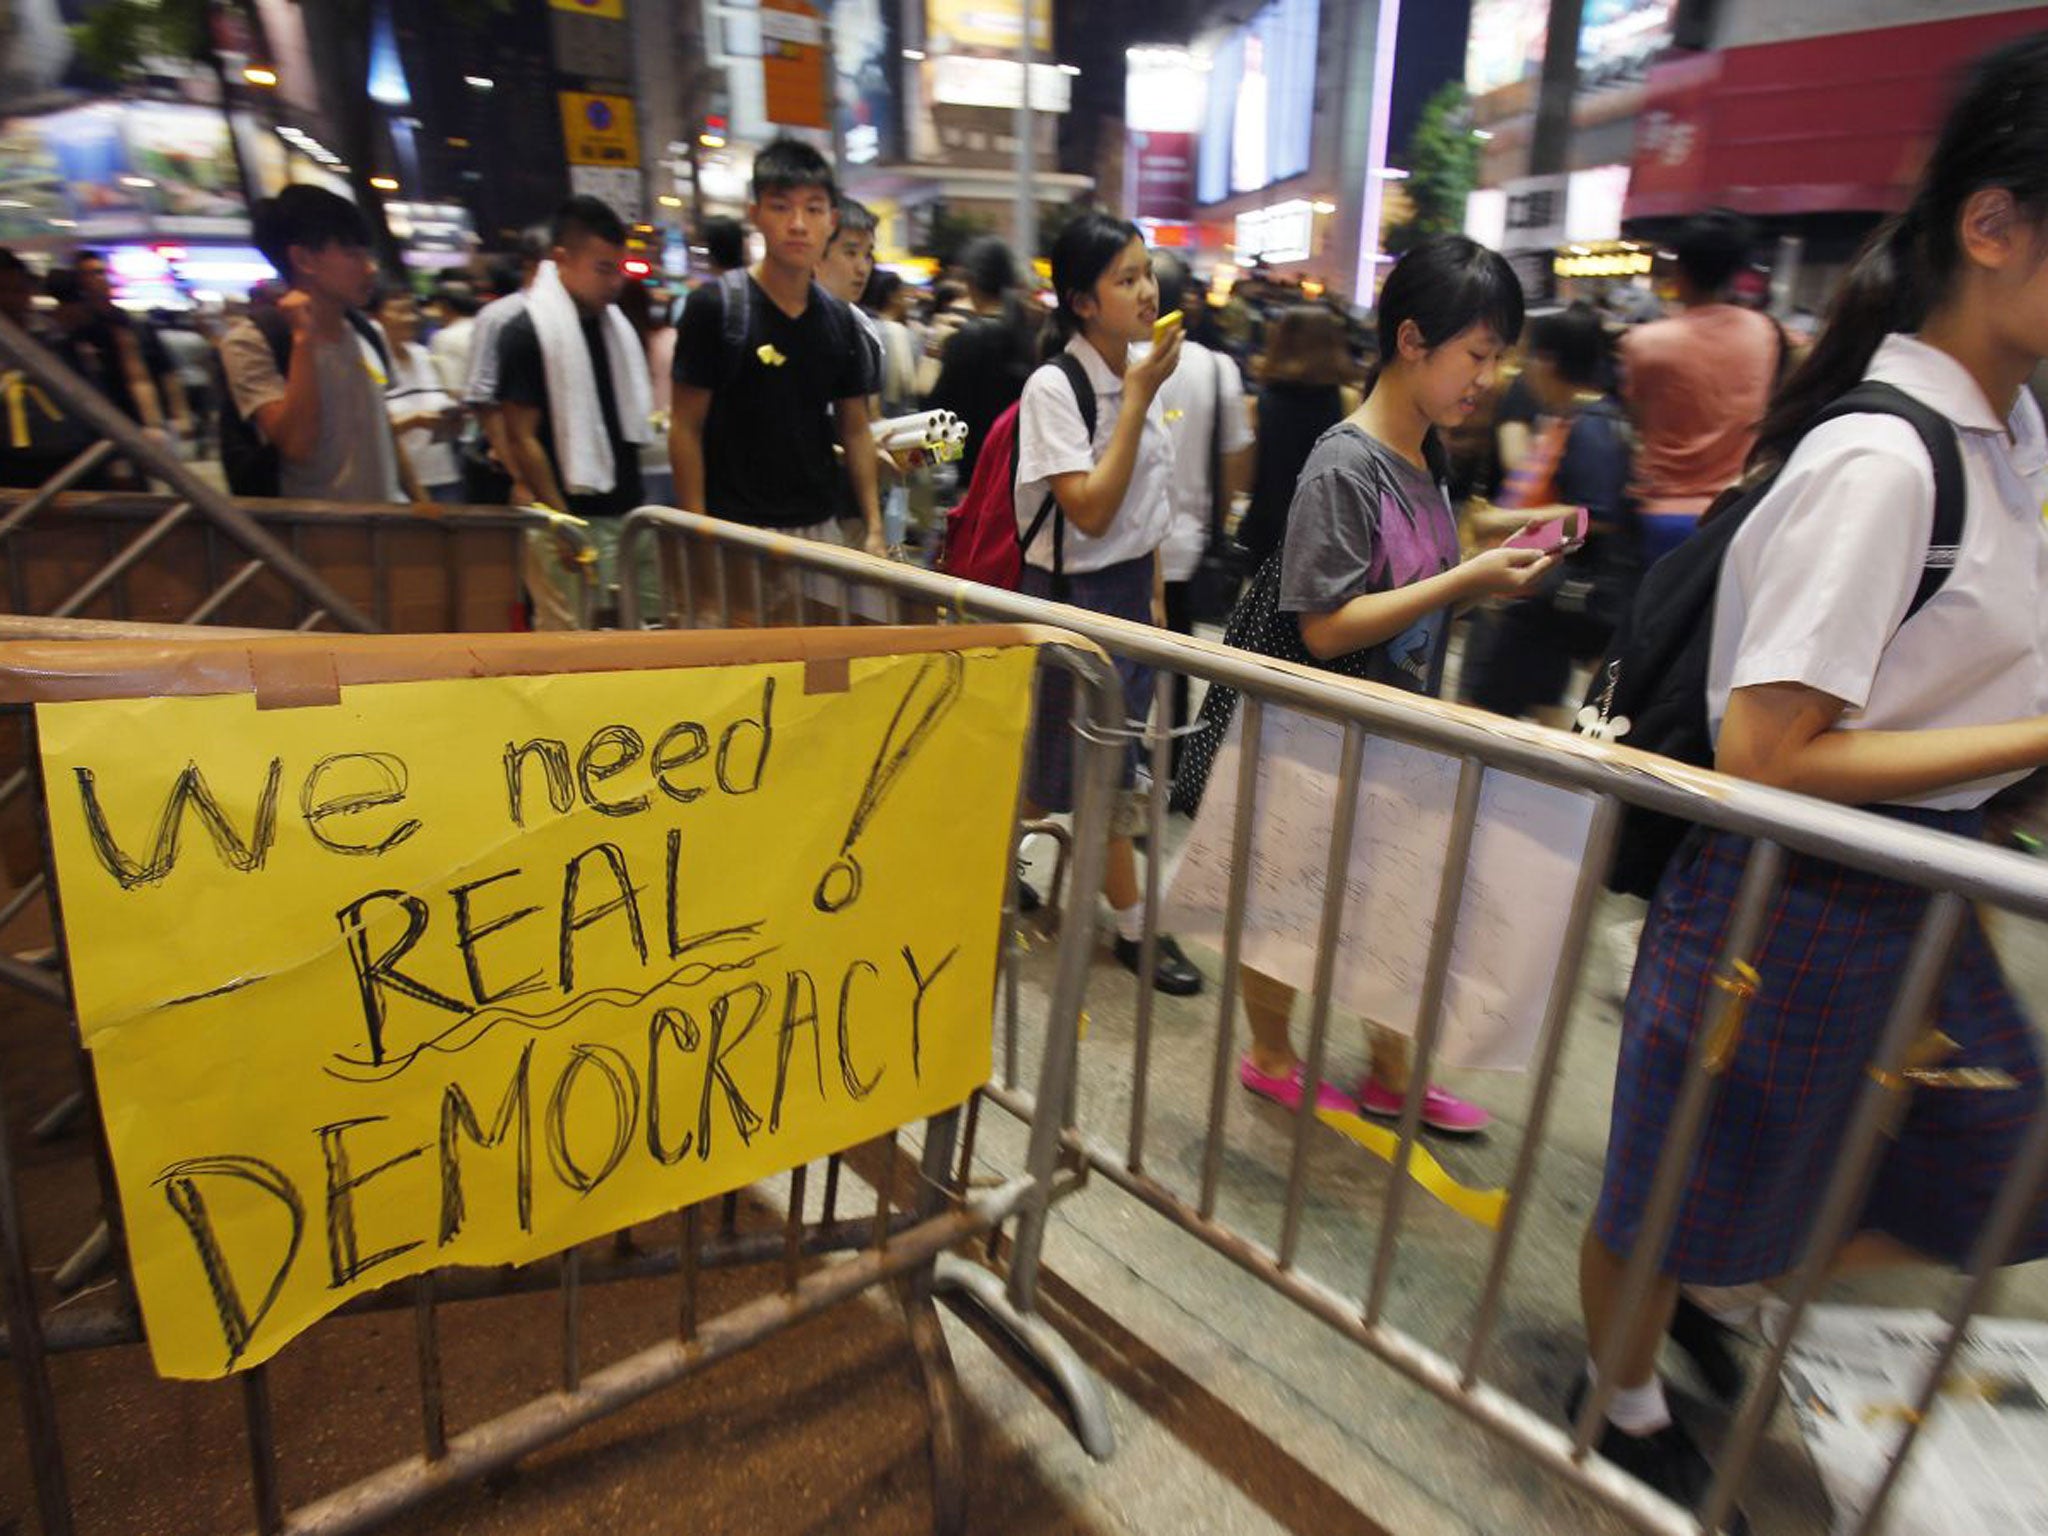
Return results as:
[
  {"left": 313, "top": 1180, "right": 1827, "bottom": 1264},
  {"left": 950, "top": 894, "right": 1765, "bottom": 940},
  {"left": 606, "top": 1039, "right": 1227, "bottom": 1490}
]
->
[
  {"left": 804, "top": 655, "right": 851, "bottom": 694},
  {"left": 0, "top": 622, "right": 1097, "bottom": 705},
  {"left": 248, "top": 647, "right": 340, "bottom": 710}
]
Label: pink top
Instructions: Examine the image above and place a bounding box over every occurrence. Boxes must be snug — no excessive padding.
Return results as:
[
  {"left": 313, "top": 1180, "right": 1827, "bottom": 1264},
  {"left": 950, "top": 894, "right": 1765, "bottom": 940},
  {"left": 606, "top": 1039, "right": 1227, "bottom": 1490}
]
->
[{"left": 1621, "top": 304, "right": 1780, "bottom": 515}]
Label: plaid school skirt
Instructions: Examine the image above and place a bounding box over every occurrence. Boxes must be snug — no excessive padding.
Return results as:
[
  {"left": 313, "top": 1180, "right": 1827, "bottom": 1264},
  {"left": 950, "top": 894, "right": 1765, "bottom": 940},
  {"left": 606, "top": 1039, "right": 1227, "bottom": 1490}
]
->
[
  {"left": 1593, "top": 808, "right": 2048, "bottom": 1284},
  {"left": 1020, "top": 554, "right": 1156, "bottom": 814}
]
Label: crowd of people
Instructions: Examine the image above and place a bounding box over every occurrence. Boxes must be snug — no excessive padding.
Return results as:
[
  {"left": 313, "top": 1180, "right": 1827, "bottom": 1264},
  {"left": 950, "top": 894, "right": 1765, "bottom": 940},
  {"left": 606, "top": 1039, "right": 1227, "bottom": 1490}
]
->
[{"left": 5, "top": 31, "right": 2048, "bottom": 1529}]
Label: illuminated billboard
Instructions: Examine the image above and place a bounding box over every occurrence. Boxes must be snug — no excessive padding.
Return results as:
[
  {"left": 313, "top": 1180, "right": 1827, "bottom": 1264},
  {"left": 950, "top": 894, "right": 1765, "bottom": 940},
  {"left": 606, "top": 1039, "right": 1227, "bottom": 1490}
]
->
[
  {"left": 1195, "top": 0, "right": 1319, "bottom": 204},
  {"left": 1466, "top": 0, "right": 1675, "bottom": 97}
]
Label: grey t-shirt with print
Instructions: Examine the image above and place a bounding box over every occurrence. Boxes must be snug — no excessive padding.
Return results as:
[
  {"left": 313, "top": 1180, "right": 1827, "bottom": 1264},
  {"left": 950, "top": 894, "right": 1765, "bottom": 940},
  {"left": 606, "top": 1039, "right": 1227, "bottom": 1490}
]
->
[
  {"left": 1278, "top": 423, "right": 1460, "bottom": 695},
  {"left": 221, "top": 318, "right": 404, "bottom": 504}
]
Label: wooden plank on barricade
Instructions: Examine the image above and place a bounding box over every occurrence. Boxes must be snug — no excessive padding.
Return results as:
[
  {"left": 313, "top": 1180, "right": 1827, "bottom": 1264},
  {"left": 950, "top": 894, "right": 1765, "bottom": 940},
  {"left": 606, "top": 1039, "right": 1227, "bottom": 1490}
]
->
[{"left": 0, "top": 622, "right": 1069, "bottom": 1380}]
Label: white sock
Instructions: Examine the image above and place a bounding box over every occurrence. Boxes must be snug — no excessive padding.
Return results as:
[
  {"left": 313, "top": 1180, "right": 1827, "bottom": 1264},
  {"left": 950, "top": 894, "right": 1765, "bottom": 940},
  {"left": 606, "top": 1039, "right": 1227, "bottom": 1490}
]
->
[
  {"left": 1113, "top": 901, "right": 1146, "bottom": 944},
  {"left": 1588, "top": 1357, "right": 1671, "bottom": 1435}
]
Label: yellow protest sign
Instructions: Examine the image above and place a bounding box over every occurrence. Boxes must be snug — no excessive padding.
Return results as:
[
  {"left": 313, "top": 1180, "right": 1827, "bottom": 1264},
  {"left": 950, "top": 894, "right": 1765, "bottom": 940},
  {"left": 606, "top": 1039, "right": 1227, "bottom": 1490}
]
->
[
  {"left": 558, "top": 91, "right": 640, "bottom": 167},
  {"left": 35, "top": 639, "right": 1037, "bottom": 1379}
]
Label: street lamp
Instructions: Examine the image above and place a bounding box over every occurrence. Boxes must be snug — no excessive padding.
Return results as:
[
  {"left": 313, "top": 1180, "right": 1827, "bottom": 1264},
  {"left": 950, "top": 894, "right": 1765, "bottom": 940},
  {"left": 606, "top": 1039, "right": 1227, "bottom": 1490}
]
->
[
  {"left": 242, "top": 65, "right": 279, "bottom": 87},
  {"left": 370, "top": 176, "right": 400, "bottom": 192}
]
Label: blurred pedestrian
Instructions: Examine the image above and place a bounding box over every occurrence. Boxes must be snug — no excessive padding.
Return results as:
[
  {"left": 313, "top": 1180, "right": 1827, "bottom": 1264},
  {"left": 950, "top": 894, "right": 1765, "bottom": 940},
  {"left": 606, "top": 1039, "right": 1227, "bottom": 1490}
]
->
[
  {"left": 1621, "top": 210, "right": 1780, "bottom": 564},
  {"left": 427, "top": 281, "right": 480, "bottom": 396},
  {"left": 927, "top": 236, "right": 1040, "bottom": 482},
  {"left": 1235, "top": 306, "right": 1354, "bottom": 568},
  {"left": 375, "top": 285, "right": 463, "bottom": 502},
  {"left": 1151, "top": 250, "right": 1253, "bottom": 759},
  {"left": 1459, "top": 303, "right": 1636, "bottom": 722},
  {"left": 462, "top": 232, "right": 548, "bottom": 505}
]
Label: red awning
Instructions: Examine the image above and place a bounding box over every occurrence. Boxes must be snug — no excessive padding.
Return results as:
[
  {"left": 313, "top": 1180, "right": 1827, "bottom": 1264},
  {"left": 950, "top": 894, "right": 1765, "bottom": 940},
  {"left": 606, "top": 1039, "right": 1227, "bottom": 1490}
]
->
[{"left": 1628, "top": 8, "right": 2048, "bottom": 222}]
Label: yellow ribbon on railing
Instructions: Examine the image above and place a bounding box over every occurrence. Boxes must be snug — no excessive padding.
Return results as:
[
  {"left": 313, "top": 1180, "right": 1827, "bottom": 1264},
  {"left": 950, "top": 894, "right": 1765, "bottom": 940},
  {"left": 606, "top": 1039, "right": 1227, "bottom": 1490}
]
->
[
  {"left": 3, "top": 369, "right": 61, "bottom": 450},
  {"left": 1314, "top": 1106, "right": 1508, "bottom": 1228}
]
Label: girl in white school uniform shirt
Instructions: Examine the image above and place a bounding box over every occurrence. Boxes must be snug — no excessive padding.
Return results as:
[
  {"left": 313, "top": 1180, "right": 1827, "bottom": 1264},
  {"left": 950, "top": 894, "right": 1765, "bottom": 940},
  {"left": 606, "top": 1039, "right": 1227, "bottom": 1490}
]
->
[
  {"left": 1012, "top": 213, "right": 1204, "bottom": 996},
  {"left": 1577, "top": 33, "right": 2048, "bottom": 1530}
]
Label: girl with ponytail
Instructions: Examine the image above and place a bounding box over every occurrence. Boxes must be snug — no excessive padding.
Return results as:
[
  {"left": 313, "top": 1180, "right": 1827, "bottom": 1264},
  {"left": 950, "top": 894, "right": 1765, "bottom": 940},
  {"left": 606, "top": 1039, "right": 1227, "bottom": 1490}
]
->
[{"left": 1577, "top": 33, "right": 2048, "bottom": 1530}]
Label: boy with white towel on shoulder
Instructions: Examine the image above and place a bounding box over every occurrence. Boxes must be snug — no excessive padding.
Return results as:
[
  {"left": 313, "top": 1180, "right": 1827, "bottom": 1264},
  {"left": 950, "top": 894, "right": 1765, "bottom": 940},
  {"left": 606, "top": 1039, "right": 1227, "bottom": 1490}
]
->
[{"left": 497, "top": 195, "right": 654, "bottom": 623}]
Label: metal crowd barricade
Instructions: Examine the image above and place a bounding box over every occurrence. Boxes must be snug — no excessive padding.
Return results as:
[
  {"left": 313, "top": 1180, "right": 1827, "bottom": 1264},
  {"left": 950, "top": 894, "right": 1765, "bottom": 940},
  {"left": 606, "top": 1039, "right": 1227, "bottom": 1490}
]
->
[
  {"left": 0, "top": 617, "right": 1124, "bottom": 1536},
  {"left": 0, "top": 310, "right": 597, "bottom": 634},
  {"left": 618, "top": 504, "right": 2048, "bottom": 1536}
]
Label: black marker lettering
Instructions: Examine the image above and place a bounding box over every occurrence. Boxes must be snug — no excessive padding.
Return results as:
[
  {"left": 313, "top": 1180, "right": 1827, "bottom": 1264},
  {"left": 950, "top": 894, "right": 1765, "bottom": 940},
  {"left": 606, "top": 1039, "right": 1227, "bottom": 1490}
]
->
[
  {"left": 770, "top": 969, "right": 824, "bottom": 1133},
  {"left": 439, "top": 1042, "right": 535, "bottom": 1244},
  {"left": 646, "top": 1006, "right": 699, "bottom": 1166},
  {"left": 75, "top": 758, "right": 283, "bottom": 889},
  {"left": 651, "top": 719, "right": 709, "bottom": 805},
  {"left": 503, "top": 738, "right": 573, "bottom": 827},
  {"left": 900, "top": 945, "right": 958, "bottom": 1081},
  {"left": 715, "top": 677, "right": 774, "bottom": 795},
  {"left": 300, "top": 752, "right": 421, "bottom": 856},
  {"left": 337, "top": 890, "right": 468, "bottom": 1067},
  {"left": 577, "top": 725, "right": 650, "bottom": 817},
  {"left": 156, "top": 1154, "right": 304, "bottom": 1372},
  {"left": 450, "top": 867, "right": 543, "bottom": 1006},
  {"left": 837, "top": 959, "right": 882, "bottom": 1100},
  {"left": 558, "top": 843, "right": 648, "bottom": 993},
  {"left": 699, "top": 981, "right": 767, "bottom": 1158},
  {"left": 545, "top": 1043, "right": 640, "bottom": 1193},
  {"left": 316, "top": 1117, "right": 427, "bottom": 1288}
]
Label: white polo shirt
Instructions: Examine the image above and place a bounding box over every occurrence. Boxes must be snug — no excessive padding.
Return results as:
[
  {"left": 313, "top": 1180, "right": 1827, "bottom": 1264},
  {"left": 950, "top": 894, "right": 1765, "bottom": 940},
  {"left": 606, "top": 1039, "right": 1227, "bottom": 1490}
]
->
[
  {"left": 1155, "top": 339, "right": 1254, "bottom": 583},
  {"left": 1013, "top": 335, "right": 1176, "bottom": 575},
  {"left": 1708, "top": 333, "right": 2048, "bottom": 809}
]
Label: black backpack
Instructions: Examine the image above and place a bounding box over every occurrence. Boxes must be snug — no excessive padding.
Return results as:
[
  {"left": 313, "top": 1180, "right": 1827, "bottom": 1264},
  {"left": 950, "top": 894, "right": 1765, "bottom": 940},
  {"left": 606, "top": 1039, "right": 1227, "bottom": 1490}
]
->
[
  {"left": 1578, "top": 381, "right": 1965, "bottom": 897},
  {"left": 215, "top": 307, "right": 391, "bottom": 498}
]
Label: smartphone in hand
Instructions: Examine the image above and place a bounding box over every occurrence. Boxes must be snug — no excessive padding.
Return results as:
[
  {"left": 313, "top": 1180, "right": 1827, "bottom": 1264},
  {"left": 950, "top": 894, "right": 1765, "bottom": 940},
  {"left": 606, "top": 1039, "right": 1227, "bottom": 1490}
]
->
[
  {"left": 1151, "top": 309, "right": 1184, "bottom": 345},
  {"left": 1503, "top": 508, "right": 1588, "bottom": 554}
]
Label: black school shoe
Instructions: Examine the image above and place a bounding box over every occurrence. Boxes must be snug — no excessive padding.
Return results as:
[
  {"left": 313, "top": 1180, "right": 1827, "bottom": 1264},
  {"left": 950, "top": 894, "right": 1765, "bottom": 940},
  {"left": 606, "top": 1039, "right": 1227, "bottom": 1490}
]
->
[
  {"left": 1669, "top": 1294, "right": 1748, "bottom": 1405},
  {"left": 1112, "top": 934, "right": 1203, "bottom": 995},
  {"left": 1564, "top": 1373, "right": 1751, "bottom": 1536}
]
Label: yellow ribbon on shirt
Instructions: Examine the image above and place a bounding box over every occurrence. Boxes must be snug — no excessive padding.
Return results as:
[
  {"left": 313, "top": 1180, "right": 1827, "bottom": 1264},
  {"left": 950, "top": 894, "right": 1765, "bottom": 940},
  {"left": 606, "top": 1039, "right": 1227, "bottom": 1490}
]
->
[{"left": 1313, "top": 1106, "right": 1508, "bottom": 1228}]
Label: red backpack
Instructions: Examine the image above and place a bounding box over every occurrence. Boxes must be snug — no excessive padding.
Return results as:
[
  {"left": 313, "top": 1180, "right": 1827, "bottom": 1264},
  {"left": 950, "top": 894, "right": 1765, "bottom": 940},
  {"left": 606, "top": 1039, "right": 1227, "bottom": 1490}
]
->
[{"left": 940, "top": 353, "right": 1096, "bottom": 590}]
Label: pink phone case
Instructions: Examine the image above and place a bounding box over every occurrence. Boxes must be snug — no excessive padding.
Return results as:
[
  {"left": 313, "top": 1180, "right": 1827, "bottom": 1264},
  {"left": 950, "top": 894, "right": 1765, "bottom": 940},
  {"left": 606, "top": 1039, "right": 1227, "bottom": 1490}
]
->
[{"left": 1503, "top": 508, "right": 1588, "bottom": 553}]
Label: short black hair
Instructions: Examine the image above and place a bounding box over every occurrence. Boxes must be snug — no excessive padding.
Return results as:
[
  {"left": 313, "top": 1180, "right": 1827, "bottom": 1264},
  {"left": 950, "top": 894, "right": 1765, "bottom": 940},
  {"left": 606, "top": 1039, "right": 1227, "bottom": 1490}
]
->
[
  {"left": 1151, "top": 251, "right": 1190, "bottom": 317},
  {"left": 435, "top": 280, "right": 480, "bottom": 318},
  {"left": 1673, "top": 208, "right": 1753, "bottom": 296},
  {"left": 1375, "top": 234, "right": 1523, "bottom": 359},
  {"left": 44, "top": 268, "right": 85, "bottom": 306},
  {"left": 863, "top": 268, "right": 903, "bottom": 313},
  {"left": 751, "top": 137, "right": 837, "bottom": 203},
  {"left": 251, "top": 184, "right": 371, "bottom": 282},
  {"left": 76, "top": 249, "right": 108, "bottom": 268},
  {"left": 958, "top": 236, "right": 1018, "bottom": 299},
  {"left": 833, "top": 197, "right": 877, "bottom": 242},
  {"left": 551, "top": 194, "right": 627, "bottom": 250},
  {"left": 701, "top": 215, "right": 746, "bottom": 271},
  {"left": 0, "top": 248, "right": 27, "bottom": 279},
  {"left": 1527, "top": 302, "right": 1607, "bottom": 388}
]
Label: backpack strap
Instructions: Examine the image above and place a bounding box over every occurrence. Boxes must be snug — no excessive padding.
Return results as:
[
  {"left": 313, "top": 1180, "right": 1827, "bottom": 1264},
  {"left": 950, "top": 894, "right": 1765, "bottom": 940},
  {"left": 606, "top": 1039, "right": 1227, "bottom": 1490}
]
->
[
  {"left": 345, "top": 308, "right": 391, "bottom": 376},
  {"left": 1207, "top": 347, "right": 1229, "bottom": 541},
  {"left": 1810, "top": 380, "right": 1966, "bottom": 622},
  {"left": 1028, "top": 351, "right": 1098, "bottom": 594},
  {"left": 717, "top": 268, "right": 752, "bottom": 392}
]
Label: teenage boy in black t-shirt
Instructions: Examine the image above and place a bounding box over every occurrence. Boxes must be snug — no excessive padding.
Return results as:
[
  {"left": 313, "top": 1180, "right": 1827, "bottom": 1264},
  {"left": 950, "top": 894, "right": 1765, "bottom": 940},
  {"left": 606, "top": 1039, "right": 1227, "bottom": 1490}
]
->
[{"left": 669, "top": 138, "right": 884, "bottom": 553}]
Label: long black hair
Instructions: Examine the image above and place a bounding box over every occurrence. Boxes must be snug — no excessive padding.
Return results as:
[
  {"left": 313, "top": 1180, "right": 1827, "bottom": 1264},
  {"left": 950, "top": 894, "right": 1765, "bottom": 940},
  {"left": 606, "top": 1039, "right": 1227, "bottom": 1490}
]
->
[
  {"left": 1755, "top": 31, "right": 2048, "bottom": 465},
  {"left": 1047, "top": 212, "right": 1144, "bottom": 354}
]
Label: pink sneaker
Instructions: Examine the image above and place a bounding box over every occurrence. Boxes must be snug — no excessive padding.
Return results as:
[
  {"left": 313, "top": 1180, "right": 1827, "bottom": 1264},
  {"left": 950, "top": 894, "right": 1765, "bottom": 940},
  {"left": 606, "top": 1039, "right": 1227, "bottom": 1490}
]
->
[
  {"left": 1357, "top": 1076, "right": 1490, "bottom": 1137},
  {"left": 1239, "top": 1056, "right": 1356, "bottom": 1115}
]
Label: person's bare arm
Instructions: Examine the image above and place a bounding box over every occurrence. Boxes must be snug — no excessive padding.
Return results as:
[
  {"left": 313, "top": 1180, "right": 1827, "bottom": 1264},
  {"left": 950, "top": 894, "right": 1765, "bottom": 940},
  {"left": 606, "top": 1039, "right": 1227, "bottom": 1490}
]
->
[
  {"left": 502, "top": 401, "right": 568, "bottom": 513},
  {"left": 1297, "top": 546, "right": 1556, "bottom": 660},
  {"left": 1716, "top": 682, "right": 2048, "bottom": 805},
  {"left": 248, "top": 293, "right": 325, "bottom": 464},
  {"left": 1046, "top": 327, "right": 1184, "bottom": 537},
  {"left": 668, "top": 384, "right": 711, "bottom": 514}
]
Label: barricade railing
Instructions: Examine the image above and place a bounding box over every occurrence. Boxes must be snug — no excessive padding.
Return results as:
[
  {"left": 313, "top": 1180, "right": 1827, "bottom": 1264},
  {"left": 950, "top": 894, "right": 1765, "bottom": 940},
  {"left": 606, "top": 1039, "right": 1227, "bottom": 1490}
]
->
[
  {"left": 0, "top": 618, "right": 1122, "bottom": 1536},
  {"left": 618, "top": 503, "right": 2048, "bottom": 1536},
  {"left": 1, "top": 311, "right": 597, "bottom": 634}
]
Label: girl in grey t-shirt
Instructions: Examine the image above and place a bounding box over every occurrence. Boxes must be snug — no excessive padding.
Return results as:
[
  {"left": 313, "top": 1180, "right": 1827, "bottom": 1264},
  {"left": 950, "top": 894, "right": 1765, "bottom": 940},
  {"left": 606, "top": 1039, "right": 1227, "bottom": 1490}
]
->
[{"left": 1173, "top": 236, "right": 1561, "bottom": 1136}]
